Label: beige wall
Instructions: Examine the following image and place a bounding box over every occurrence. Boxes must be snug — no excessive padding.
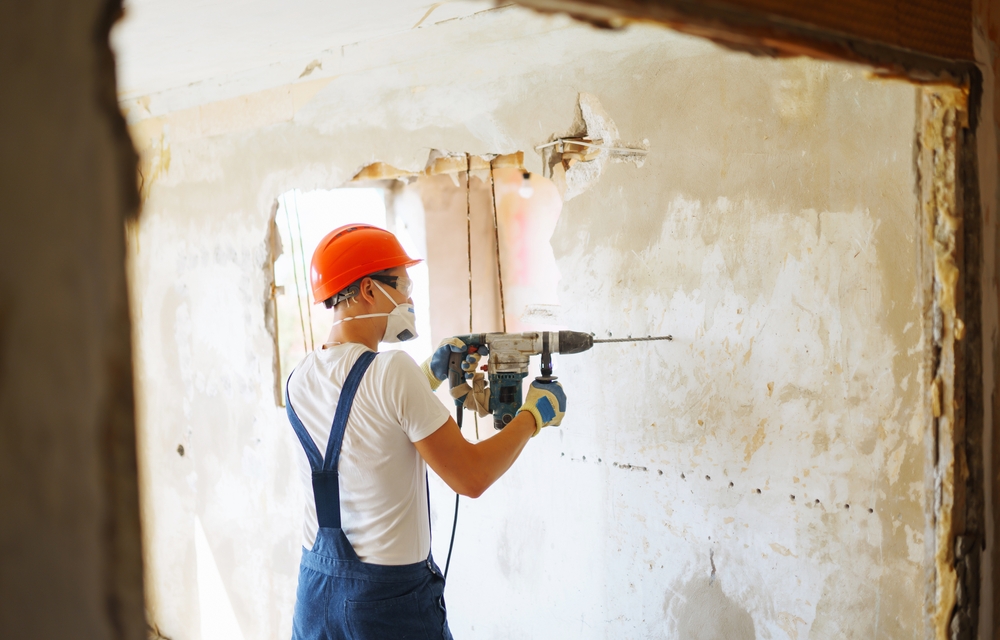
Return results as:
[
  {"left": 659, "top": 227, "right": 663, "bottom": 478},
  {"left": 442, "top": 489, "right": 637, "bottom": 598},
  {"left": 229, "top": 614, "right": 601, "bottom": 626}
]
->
[
  {"left": 0, "top": 1, "right": 146, "bottom": 639},
  {"left": 129, "top": 8, "right": 931, "bottom": 638}
]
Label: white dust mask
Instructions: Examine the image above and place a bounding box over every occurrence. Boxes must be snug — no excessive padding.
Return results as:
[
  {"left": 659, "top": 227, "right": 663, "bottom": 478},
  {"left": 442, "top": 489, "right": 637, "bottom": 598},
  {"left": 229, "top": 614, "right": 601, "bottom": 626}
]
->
[{"left": 332, "top": 279, "right": 417, "bottom": 343}]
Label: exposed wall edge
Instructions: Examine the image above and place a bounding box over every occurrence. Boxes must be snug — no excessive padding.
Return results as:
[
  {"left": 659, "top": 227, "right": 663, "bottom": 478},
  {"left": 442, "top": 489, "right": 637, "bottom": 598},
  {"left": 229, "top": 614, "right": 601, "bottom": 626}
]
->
[
  {"left": 918, "top": 85, "right": 985, "bottom": 640},
  {"left": 264, "top": 201, "right": 283, "bottom": 407}
]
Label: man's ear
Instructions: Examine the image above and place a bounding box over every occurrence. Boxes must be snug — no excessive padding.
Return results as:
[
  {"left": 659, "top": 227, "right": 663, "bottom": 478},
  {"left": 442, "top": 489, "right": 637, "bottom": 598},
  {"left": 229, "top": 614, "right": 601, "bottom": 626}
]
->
[{"left": 358, "top": 277, "right": 376, "bottom": 304}]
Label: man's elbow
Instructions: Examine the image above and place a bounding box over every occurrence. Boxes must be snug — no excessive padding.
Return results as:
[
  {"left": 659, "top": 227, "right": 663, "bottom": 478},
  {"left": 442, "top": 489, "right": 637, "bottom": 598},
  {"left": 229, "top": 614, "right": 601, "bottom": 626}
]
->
[
  {"left": 462, "top": 484, "right": 486, "bottom": 499},
  {"left": 454, "top": 472, "right": 489, "bottom": 499}
]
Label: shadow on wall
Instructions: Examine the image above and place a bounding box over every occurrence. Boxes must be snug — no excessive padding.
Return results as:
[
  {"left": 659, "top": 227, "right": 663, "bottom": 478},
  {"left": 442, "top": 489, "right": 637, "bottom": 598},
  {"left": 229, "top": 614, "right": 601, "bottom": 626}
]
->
[{"left": 668, "top": 576, "right": 756, "bottom": 639}]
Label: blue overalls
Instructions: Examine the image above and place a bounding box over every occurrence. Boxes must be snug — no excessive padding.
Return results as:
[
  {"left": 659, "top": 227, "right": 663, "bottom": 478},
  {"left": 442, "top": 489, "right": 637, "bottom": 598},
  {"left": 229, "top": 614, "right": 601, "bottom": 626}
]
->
[{"left": 285, "top": 350, "right": 453, "bottom": 640}]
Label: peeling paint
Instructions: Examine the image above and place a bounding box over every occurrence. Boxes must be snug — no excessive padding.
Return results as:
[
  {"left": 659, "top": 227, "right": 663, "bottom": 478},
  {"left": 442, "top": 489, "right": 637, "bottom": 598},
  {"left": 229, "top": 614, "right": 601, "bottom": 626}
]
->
[
  {"left": 298, "top": 60, "right": 322, "bottom": 78},
  {"left": 743, "top": 420, "right": 767, "bottom": 463}
]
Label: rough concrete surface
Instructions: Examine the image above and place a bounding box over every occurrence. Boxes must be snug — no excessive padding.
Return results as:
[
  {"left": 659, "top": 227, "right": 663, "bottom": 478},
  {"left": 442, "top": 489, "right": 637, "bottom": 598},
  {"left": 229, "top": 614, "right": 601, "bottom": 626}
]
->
[
  {"left": 0, "top": 1, "right": 146, "bottom": 639},
  {"left": 127, "top": 7, "right": 933, "bottom": 638}
]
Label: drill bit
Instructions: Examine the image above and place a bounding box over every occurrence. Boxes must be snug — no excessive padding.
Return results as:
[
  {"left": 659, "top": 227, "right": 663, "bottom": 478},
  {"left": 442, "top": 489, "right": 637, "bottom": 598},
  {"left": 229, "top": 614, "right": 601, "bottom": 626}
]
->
[{"left": 592, "top": 335, "right": 673, "bottom": 343}]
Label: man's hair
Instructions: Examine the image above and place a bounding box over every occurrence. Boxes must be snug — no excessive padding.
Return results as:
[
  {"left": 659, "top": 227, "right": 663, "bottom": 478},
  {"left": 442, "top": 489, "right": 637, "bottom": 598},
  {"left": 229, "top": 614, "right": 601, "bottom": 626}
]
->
[{"left": 324, "top": 269, "right": 393, "bottom": 309}]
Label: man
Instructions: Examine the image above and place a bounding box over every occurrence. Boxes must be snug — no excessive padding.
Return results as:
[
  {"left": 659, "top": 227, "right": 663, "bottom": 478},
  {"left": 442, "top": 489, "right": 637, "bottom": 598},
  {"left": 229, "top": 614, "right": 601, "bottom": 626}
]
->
[{"left": 284, "top": 223, "right": 567, "bottom": 639}]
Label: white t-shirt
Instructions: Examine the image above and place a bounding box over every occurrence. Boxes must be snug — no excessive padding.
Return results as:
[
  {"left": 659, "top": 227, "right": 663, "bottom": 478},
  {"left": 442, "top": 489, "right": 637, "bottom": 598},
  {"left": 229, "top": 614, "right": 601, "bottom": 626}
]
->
[{"left": 286, "top": 343, "right": 449, "bottom": 565}]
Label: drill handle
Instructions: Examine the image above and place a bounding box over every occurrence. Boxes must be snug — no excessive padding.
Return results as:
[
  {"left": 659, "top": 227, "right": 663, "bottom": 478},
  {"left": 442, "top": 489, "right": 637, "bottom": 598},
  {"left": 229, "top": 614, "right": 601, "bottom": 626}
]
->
[
  {"left": 447, "top": 344, "right": 480, "bottom": 408},
  {"left": 447, "top": 348, "right": 467, "bottom": 388}
]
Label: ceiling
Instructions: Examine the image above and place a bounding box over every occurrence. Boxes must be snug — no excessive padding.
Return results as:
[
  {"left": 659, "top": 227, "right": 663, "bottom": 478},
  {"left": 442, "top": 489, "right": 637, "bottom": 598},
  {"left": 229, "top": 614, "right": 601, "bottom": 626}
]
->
[{"left": 111, "top": 0, "right": 495, "bottom": 103}]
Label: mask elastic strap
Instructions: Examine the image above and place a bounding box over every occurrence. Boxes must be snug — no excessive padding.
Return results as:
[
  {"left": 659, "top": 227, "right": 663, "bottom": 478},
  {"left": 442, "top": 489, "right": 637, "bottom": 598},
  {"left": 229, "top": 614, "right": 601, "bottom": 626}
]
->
[
  {"left": 332, "top": 312, "right": 388, "bottom": 327},
  {"left": 331, "top": 280, "right": 397, "bottom": 327},
  {"left": 370, "top": 279, "right": 397, "bottom": 305}
]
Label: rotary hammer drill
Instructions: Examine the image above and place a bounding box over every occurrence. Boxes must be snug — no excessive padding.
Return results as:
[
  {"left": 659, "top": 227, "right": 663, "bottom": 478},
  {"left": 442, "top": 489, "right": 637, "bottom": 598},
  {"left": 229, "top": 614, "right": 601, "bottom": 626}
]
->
[{"left": 445, "top": 331, "right": 598, "bottom": 430}]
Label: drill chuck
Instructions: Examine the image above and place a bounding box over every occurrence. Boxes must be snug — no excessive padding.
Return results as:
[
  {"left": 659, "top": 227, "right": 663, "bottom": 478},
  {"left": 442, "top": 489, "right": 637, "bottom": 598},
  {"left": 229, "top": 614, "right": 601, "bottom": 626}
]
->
[{"left": 553, "top": 330, "right": 594, "bottom": 354}]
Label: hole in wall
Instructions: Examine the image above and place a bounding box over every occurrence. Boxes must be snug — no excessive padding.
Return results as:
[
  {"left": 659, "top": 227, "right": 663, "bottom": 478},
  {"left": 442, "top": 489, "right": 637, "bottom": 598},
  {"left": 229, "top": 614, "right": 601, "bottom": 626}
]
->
[
  {"left": 266, "top": 149, "right": 564, "bottom": 440},
  {"left": 269, "top": 186, "right": 431, "bottom": 399}
]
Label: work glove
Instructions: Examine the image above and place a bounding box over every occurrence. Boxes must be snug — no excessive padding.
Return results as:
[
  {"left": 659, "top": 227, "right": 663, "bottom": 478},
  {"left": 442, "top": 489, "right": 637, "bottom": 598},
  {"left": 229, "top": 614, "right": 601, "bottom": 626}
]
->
[
  {"left": 452, "top": 371, "right": 491, "bottom": 417},
  {"left": 420, "top": 337, "right": 488, "bottom": 391},
  {"left": 518, "top": 379, "right": 567, "bottom": 436}
]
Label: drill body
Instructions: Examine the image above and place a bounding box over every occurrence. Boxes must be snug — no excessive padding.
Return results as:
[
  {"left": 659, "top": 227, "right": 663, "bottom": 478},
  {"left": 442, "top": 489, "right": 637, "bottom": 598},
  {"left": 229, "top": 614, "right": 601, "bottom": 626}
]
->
[{"left": 447, "top": 331, "right": 594, "bottom": 429}]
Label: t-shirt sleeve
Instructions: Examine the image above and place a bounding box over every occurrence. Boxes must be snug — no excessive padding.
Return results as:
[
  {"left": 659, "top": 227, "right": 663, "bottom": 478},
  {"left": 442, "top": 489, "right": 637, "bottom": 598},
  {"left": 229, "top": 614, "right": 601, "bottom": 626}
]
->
[{"left": 381, "top": 351, "right": 451, "bottom": 442}]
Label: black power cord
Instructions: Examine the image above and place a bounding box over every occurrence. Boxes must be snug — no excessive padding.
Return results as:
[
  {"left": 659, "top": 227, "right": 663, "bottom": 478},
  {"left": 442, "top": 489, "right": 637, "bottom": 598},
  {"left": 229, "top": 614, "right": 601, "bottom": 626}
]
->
[{"left": 443, "top": 407, "right": 462, "bottom": 580}]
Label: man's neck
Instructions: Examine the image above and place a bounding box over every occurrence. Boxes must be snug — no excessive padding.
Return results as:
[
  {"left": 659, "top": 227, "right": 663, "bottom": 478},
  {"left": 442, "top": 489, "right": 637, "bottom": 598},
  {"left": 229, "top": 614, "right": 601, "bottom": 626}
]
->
[{"left": 327, "top": 320, "right": 379, "bottom": 352}]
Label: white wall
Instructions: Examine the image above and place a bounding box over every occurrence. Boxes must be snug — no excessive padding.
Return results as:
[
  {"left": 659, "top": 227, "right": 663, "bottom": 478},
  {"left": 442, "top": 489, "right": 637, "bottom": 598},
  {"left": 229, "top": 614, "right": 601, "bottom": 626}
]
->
[{"left": 128, "top": 7, "right": 928, "bottom": 638}]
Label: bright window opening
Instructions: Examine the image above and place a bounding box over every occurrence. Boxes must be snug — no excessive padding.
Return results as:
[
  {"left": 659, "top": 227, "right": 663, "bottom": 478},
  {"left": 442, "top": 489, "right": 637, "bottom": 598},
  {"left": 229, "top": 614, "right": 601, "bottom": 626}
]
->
[{"left": 272, "top": 187, "right": 431, "bottom": 397}]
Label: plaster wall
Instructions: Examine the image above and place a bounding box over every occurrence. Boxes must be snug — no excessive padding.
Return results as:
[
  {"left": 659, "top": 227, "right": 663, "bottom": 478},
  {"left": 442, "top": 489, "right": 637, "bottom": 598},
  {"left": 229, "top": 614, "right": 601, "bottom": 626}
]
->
[{"left": 128, "top": 7, "right": 930, "bottom": 638}]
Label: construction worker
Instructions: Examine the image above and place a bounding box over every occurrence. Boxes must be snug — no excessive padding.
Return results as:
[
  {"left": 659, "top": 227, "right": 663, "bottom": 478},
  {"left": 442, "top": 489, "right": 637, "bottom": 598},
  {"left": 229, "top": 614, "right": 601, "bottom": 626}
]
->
[{"left": 284, "top": 224, "right": 566, "bottom": 640}]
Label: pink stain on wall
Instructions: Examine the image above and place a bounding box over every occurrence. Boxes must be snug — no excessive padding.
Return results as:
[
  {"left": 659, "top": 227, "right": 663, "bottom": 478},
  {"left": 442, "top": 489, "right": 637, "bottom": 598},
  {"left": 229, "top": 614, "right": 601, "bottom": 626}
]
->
[{"left": 492, "top": 167, "right": 563, "bottom": 331}]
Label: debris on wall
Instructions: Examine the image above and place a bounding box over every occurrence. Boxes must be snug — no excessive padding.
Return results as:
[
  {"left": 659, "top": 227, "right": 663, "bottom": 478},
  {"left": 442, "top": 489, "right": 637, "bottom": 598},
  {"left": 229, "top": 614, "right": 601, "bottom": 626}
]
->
[
  {"left": 351, "top": 151, "right": 525, "bottom": 184},
  {"left": 539, "top": 92, "right": 648, "bottom": 200},
  {"left": 299, "top": 60, "right": 322, "bottom": 78}
]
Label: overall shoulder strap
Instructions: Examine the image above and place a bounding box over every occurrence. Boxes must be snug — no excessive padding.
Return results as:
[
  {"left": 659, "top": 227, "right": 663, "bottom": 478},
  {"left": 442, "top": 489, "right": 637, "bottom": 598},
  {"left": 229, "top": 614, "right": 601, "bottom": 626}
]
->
[
  {"left": 285, "top": 350, "right": 378, "bottom": 530},
  {"left": 286, "top": 372, "right": 323, "bottom": 471},
  {"left": 309, "top": 349, "right": 376, "bottom": 529},
  {"left": 323, "top": 350, "right": 377, "bottom": 471}
]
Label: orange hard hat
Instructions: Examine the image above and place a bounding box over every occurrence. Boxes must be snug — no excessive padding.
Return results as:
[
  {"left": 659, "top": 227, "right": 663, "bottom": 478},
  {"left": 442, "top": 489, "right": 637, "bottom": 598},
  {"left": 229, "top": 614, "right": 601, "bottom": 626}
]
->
[{"left": 309, "top": 224, "right": 421, "bottom": 305}]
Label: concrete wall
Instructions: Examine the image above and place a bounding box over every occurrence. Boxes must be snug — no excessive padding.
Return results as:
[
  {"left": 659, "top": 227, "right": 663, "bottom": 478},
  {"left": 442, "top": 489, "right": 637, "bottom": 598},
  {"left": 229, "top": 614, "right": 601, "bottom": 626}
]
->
[
  {"left": 0, "top": 1, "right": 146, "bottom": 639},
  {"left": 128, "top": 7, "right": 930, "bottom": 638}
]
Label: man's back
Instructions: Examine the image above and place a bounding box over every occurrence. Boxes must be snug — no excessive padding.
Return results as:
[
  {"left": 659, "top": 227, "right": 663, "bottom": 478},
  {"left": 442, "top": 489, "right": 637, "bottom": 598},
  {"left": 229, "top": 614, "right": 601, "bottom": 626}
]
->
[{"left": 287, "top": 343, "right": 448, "bottom": 564}]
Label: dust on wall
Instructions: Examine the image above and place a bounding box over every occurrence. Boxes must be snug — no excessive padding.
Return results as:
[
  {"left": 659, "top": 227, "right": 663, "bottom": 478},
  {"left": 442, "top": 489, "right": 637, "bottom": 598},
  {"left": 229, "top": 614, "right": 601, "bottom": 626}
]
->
[{"left": 127, "top": 7, "right": 933, "bottom": 638}]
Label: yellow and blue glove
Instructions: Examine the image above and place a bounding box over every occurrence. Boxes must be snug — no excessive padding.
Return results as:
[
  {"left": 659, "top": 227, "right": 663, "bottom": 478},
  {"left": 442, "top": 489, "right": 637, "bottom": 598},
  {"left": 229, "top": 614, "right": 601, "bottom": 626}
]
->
[
  {"left": 420, "top": 337, "right": 488, "bottom": 391},
  {"left": 518, "top": 379, "right": 567, "bottom": 436}
]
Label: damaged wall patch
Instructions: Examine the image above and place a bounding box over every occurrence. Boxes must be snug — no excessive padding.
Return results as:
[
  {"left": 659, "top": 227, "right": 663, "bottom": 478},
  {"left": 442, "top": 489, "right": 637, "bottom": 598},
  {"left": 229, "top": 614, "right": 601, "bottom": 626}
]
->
[
  {"left": 535, "top": 93, "right": 649, "bottom": 201},
  {"left": 539, "top": 92, "right": 648, "bottom": 201}
]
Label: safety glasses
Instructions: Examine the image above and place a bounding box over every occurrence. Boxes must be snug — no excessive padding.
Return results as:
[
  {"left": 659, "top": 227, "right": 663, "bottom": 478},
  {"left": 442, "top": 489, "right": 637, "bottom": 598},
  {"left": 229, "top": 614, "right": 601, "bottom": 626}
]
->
[{"left": 370, "top": 274, "right": 414, "bottom": 299}]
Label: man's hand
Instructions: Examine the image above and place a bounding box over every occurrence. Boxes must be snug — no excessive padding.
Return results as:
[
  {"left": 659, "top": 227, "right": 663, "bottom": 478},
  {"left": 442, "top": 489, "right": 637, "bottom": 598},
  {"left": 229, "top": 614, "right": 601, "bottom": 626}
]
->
[
  {"left": 456, "top": 371, "right": 491, "bottom": 417},
  {"left": 420, "top": 337, "right": 488, "bottom": 391},
  {"left": 518, "top": 379, "right": 567, "bottom": 436}
]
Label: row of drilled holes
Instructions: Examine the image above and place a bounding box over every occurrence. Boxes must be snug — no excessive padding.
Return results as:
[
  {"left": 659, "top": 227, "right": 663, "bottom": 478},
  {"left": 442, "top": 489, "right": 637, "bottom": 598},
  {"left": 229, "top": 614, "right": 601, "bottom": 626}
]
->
[{"left": 561, "top": 452, "right": 875, "bottom": 514}]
